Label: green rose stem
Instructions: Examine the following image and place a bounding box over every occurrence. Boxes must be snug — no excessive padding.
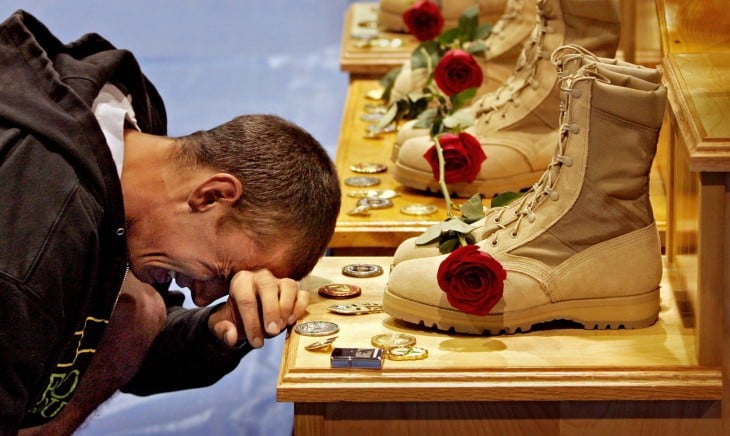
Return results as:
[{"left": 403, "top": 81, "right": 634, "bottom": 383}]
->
[
  {"left": 433, "top": 135, "right": 456, "bottom": 219},
  {"left": 434, "top": 135, "right": 470, "bottom": 249}
]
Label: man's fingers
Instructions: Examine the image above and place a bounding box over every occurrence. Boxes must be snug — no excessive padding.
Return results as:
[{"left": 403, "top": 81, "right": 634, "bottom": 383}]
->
[
  {"left": 226, "top": 269, "right": 310, "bottom": 348},
  {"left": 289, "top": 290, "right": 310, "bottom": 325},
  {"left": 229, "top": 271, "right": 264, "bottom": 348},
  {"left": 212, "top": 319, "right": 239, "bottom": 348},
  {"left": 250, "top": 270, "right": 284, "bottom": 336}
]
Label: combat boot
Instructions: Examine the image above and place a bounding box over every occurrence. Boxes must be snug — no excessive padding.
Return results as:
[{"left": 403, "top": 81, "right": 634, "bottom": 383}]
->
[
  {"left": 391, "top": 46, "right": 664, "bottom": 265},
  {"left": 388, "top": 0, "right": 536, "bottom": 104},
  {"left": 392, "top": 0, "right": 620, "bottom": 186},
  {"left": 384, "top": 60, "right": 667, "bottom": 335}
]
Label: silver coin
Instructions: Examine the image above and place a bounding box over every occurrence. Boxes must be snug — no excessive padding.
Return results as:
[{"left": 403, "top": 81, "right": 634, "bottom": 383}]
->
[
  {"left": 359, "top": 113, "right": 384, "bottom": 122},
  {"left": 350, "top": 162, "right": 387, "bottom": 174},
  {"left": 342, "top": 263, "right": 384, "bottom": 278},
  {"left": 365, "top": 123, "right": 395, "bottom": 134},
  {"left": 357, "top": 197, "right": 392, "bottom": 209},
  {"left": 344, "top": 176, "right": 381, "bottom": 187},
  {"left": 363, "top": 104, "right": 387, "bottom": 115},
  {"left": 346, "top": 189, "right": 399, "bottom": 199},
  {"left": 304, "top": 336, "right": 338, "bottom": 351},
  {"left": 294, "top": 321, "right": 340, "bottom": 337},
  {"left": 346, "top": 205, "right": 371, "bottom": 216},
  {"left": 327, "top": 303, "right": 383, "bottom": 315},
  {"left": 400, "top": 204, "right": 438, "bottom": 216}
]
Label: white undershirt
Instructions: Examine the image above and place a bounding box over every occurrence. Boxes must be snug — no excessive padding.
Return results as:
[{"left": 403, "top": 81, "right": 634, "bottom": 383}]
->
[{"left": 91, "top": 84, "right": 140, "bottom": 178}]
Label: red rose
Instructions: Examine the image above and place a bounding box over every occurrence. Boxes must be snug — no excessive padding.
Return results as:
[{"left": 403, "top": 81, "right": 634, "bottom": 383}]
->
[
  {"left": 423, "top": 132, "right": 486, "bottom": 184},
  {"left": 437, "top": 244, "right": 506, "bottom": 316},
  {"left": 402, "top": 0, "right": 444, "bottom": 42},
  {"left": 433, "top": 49, "right": 483, "bottom": 96}
]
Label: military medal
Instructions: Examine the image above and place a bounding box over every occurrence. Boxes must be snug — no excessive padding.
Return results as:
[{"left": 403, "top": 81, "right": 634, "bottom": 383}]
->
[
  {"left": 346, "top": 189, "right": 399, "bottom": 199},
  {"left": 370, "top": 333, "right": 417, "bottom": 350},
  {"left": 386, "top": 346, "right": 429, "bottom": 361},
  {"left": 294, "top": 321, "right": 340, "bottom": 337},
  {"left": 346, "top": 205, "right": 371, "bottom": 216},
  {"left": 344, "top": 176, "right": 381, "bottom": 187},
  {"left": 357, "top": 197, "right": 393, "bottom": 209},
  {"left": 400, "top": 204, "right": 438, "bottom": 216},
  {"left": 363, "top": 104, "right": 387, "bottom": 115},
  {"left": 350, "top": 162, "right": 387, "bottom": 174},
  {"left": 318, "top": 283, "right": 362, "bottom": 299},
  {"left": 342, "top": 263, "right": 383, "bottom": 278},
  {"left": 304, "top": 336, "right": 338, "bottom": 351},
  {"left": 327, "top": 302, "right": 383, "bottom": 315}
]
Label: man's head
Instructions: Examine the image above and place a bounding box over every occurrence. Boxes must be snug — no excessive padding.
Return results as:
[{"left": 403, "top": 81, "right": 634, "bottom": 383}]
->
[{"left": 125, "top": 114, "right": 340, "bottom": 305}]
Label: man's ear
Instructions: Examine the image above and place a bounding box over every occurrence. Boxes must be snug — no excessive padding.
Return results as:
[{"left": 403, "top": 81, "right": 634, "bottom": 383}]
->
[{"left": 188, "top": 173, "right": 242, "bottom": 212}]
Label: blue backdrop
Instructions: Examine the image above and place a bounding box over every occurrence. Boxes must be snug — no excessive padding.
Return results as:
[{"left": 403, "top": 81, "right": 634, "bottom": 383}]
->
[{"left": 1, "top": 1, "right": 359, "bottom": 434}]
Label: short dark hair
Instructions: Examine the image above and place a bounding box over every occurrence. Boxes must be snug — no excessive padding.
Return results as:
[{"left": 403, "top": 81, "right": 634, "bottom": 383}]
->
[{"left": 173, "top": 114, "right": 340, "bottom": 279}]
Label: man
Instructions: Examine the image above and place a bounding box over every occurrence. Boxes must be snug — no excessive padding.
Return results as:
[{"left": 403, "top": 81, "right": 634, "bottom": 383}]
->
[{"left": 0, "top": 10, "right": 341, "bottom": 434}]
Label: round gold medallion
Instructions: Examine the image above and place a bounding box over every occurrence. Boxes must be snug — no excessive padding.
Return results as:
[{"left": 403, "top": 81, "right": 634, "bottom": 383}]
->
[
  {"left": 350, "top": 162, "right": 387, "bottom": 174},
  {"left": 370, "top": 333, "right": 417, "bottom": 350},
  {"left": 386, "top": 346, "right": 429, "bottom": 361},
  {"left": 400, "top": 204, "right": 438, "bottom": 216},
  {"left": 318, "top": 283, "right": 362, "bottom": 299},
  {"left": 342, "top": 263, "right": 383, "bottom": 278}
]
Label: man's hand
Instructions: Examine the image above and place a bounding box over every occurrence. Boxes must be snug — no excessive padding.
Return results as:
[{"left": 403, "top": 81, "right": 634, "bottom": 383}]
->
[{"left": 207, "top": 269, "right": 309, "bottom": 349}]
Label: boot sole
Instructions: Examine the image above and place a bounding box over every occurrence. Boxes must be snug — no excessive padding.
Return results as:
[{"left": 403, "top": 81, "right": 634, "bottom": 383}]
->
[
  {"left": 382, "top": 287, "right": 660, "bottom": 335},
  {"left": 394, "top": 160, "right": 544, "bottom": 198}
]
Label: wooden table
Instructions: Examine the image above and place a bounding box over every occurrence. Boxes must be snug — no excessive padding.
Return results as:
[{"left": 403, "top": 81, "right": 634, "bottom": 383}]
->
[
  {"left": 655, "top": 0, "right": 730, "bottom": 54},
  {"left": 340, "top": 2, "right": 417, "bottom": 77},
  {"left": 653, "top": 0, "right": 730, "bottom": 431},
  {"left": 331, "top": 79, "right": 451, "bottom": 255},
  {"left": 278, "top": 256, "right": 721, "bottom": 435}
]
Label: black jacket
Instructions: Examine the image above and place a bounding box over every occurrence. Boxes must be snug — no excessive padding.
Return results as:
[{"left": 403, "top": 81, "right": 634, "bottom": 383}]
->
[{"left": 0, "top": 10, "right": 248, "bottom": 432}]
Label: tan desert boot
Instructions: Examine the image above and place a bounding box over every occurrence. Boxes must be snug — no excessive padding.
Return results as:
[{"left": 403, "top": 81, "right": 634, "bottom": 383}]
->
[
  {"left": 384, "top": 61, "right": 667, "bottom": 335},
  {"left": 388, "top": 0, "right": 536, "bottom": 104},
  {"left": 392, "top": 0, "right": 620, "bottom": 176},
  {"left": 379, "top": 0, "right": 507, "bottom": 34},
  {"left": 391, "top": 46, "right": 664, "bottom": 265}
]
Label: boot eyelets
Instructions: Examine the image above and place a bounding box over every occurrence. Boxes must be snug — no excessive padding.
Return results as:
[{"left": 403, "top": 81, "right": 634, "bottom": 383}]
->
[{"left": 490, "top": 239, "right": 498, "bottom": 247}]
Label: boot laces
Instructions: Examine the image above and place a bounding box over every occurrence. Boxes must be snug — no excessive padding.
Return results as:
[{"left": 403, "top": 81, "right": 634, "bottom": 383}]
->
[
  {"left": 485, "top": 71, "right": 591, "bottom": 246},
  {"left": 550, "top": 44, "right": 602, "bottom": 71},
  {"left": 484, "top": 0, "right": 526, "bottom": 46},
  {"left": 475, "top": 0, "right": 551, "bottom": 122}
]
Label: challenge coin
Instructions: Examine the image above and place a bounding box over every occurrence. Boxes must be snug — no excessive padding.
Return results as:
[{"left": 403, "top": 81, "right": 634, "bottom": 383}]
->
[
  {"left": 346, "top": 205, "right": 371, "bottom": 216},
  {"left": 327, "top": 303, "right": 383, "bottom": 315},
  {"left": 304, "top": 336, "right": 338, "bottom": 351},
  {"left": 386, "top": 346, "right": 429, "bottom": 361},
  {"left": 350, "top": 162, "right": 387, "bottom": 174},
  {"left": 342, "top": 263, "right": 383, "bottom": 278},
  {"left": 344, "top": 176, "right": 381, "bottom": 187},
  {"left": 294, "top": 321, "right": 340, "bottom": 337},
  {"left": 400, "top": 204, "right": 438, "bottom": 216},
  {"left": 346, "top": 189, "right": 399, "bottom": 199},
  {"left": 370, "top": 333, "right": 417, "bottom": 350},
  {"left": 357, "top": 197, "right": 392, "bottom": 209},
  {"left": 318, "top": 283, "right": 362, "bottom": 299}
]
